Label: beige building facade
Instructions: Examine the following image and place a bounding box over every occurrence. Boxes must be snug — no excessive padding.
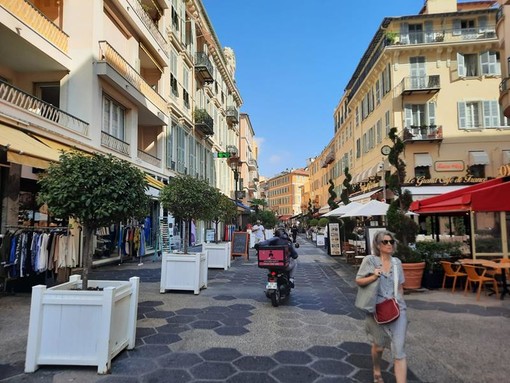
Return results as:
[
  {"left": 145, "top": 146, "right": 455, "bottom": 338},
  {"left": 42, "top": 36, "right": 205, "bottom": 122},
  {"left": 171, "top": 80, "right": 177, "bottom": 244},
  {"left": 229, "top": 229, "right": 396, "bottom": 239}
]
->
[
  {"left": 266, "top": 169, "right": 309, "bottom": 221},
  {"left": 310, "top": 0, "right": 510, "bottom": 216},
  {"left": 0, "top": 0, "right": 248, "bottom": 256}
]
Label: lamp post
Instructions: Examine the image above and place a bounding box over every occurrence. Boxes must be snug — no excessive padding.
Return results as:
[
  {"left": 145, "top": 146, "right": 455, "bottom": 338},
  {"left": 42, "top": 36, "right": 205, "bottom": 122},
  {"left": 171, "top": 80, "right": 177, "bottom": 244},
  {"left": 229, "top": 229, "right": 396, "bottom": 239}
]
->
[{"left": 228, "top": 155, "right": 240, "bottom": 230}]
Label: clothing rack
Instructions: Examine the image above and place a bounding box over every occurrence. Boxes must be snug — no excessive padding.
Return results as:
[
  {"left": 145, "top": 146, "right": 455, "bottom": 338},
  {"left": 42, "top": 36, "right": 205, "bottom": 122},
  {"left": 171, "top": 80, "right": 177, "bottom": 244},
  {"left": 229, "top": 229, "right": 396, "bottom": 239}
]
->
[{"left": 5, "top": 225, "right": 68, "bottom": 232}]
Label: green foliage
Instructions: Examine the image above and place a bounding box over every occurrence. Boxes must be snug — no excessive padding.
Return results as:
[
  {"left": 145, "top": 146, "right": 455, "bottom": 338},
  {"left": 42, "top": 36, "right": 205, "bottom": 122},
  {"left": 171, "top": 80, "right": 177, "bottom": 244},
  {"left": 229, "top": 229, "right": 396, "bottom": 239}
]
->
[
  {"left": 415, "top": 241, "right": 463, "bottom": 271},
  {"left": 160, "top": 175, "right": 217, "bottom": 253},
  {"left": 340, "top": 167, "right": 353, "bottom": 205},
  {"left": 249, "top": 198, "right": 267, "bottom": 213},
  {"left": 309, "top": 218, "right": 319, "bottom": 227},
  {"left": 327, "top": 179, "right": 339, "bottom": 210},
  {"left": 37, "top": 151, "right": 149, "bottom": 229},
  {"left": 250, "top": 210, "right": 277, "bottom": 229},
  {"left": 395, "top": 242, "right": 422, "bottom": 263},
  {"left": 307, "top": 199, "right": 313, "bottom": 219},
  {"left": 318, "top": 217, "right": 329, "bottom": 228},
  {"left": 208, "top": 191, "right": 237, "bottom": 242}
]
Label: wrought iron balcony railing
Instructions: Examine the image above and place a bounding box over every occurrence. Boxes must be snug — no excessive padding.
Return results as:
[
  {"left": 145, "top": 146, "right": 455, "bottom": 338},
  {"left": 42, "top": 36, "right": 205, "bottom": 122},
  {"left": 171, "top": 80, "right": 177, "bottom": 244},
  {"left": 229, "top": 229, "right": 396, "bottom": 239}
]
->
[
  {"left": 194, "top": 108, "right": 214, "bottom": 136},
  {"left": 126, "top": 0, "right": 168, "bottom": 56},
  {"left": 402, "top": 125, "right": 443, "bottom": 142},
  {"left": 195, "top": 52, "right": 214, "bottom": 83},
  {"left": 101, "top": 131, "right": 130, "bottom": 155},
  {"left": 0, "top": 79, "right": 89, "bottom": 135},
  {"left": 398, "top": 75, "right": 440, "bottom": 95},
  {"left": 226, "top": 106, "right": 239, "bottom": 124}
]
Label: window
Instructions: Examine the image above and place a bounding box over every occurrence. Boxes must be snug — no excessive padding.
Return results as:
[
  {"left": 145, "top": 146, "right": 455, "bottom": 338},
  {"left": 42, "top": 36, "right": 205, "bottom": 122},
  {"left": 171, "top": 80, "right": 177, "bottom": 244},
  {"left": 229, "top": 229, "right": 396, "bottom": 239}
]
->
[
  {"left": 166, "top": 121, "right": 175, "bottom": 169},
  {"left": 408, "top": 23, "right": 424, "bottom": 44},
  {"left": 404, "top": 103, "right": 436, "bottom": 129},
  {"left": 176, "top": 125, "right": 186, "bottom": 173},
  {"left": 385, "top": 110, "right": 391, "bottom": 136},
  {"left": 356, "top": 138, "right": 361, "bottom": 158},
  {"left": 458, "top": 52, "right": 500, "bottom": 77},
  {"left": 375, "top": 79, "right": 381, "bottom": 105},
  {"left": 170, "top": 50, "right": 178, "bottom": 97},
  {"left": 480, "top": 51, "right": 501, "bottom": 75},
  {"left": 458, "top": 100, "right": 503, "bottom": 129},
  {"left": 414, "top": 166, "right": 431, "bottom": 179},
  {"left": 182, "top": 66, "right": 190, "bottom": 109},
  {"left": 376, "top": 119, "right": 382, "bottom": 143},
  {"left": 469, "top": 165, "right": 485, "bottom": 178},
  {"left": 188, "top": 135, "right": 196, "bottom": 177},
  {"left": 102, "top": 95, "right": 125, "bottom": 141}
]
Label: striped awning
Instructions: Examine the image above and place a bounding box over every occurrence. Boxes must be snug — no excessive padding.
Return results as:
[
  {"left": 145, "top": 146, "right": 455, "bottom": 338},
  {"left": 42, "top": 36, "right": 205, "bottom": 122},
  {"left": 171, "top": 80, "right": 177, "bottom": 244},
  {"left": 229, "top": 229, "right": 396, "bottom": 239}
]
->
[{"left": 145, "top": 175, "right": 165, "bottom": 190}]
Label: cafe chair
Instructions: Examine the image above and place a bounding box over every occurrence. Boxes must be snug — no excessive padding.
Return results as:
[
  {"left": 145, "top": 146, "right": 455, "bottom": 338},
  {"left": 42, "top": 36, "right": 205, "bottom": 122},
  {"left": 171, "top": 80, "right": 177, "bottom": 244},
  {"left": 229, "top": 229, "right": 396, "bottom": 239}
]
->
[
  {"left": 463, "top": 265, "right": 499, "bottom": 301},
  {"left": 440, "top": 261, "right": 466, "bottom": 293}
]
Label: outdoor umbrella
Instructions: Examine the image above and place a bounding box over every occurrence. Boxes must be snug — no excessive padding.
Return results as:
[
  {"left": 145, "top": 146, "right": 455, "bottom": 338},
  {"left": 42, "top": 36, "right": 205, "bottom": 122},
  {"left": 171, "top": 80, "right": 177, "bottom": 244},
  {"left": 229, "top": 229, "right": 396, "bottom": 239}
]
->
[
  {"left": 342, "top": 200, "right": 390, "bottom": 218},
  {"left": 322, "top": 201, "right": 363, "bottom": 217}
]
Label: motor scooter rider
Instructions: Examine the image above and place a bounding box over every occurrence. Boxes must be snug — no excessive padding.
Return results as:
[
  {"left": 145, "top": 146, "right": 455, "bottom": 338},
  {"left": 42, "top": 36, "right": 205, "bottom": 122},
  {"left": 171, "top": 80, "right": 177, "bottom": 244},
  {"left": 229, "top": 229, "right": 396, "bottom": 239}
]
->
[{"left": 256, "top": 227, "right": 298, "bottom": 287}]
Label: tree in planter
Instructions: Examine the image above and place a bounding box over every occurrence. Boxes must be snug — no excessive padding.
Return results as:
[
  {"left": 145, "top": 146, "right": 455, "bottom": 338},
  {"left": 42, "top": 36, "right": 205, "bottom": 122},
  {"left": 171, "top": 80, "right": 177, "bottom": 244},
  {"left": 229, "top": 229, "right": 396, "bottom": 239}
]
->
[
  {"left": 250, "top": 209, "right": 277, "bottom": 230},
  {"left": 210, "top": 190, "right": 237, "bottom": 243},
  {"left": 249, "top": 198, "right": 268, "bottom": 213},
  {"left": 160, "top": 175, "right": 217, "bottom": 254},
  {"left": 37, "top": 151, "right": 150, "bottom": 289},
  {"left": 327, "top": 179, "right": 339, "bottom": 211},
  {"left": 340, "top": 167, "right": 353, "bottom": 206},
  {"left": 386, "top": 127, "right": 420, "bottom": 262}
]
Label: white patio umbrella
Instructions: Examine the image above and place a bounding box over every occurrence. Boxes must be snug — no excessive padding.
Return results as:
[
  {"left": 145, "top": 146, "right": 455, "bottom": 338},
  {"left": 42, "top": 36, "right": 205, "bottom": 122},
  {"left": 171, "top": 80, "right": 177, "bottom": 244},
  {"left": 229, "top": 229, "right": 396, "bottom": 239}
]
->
[
  {"left": 342, "top": 199, "right": 390, "bottom": 218},
  {"left": 322, "top": 201, "right": 363, "bottom": 217}
]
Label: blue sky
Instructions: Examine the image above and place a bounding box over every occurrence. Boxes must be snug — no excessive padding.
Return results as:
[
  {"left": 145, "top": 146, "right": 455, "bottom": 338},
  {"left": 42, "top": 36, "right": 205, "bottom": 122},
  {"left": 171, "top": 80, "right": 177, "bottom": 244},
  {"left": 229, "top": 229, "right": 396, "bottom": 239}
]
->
[{"left": 202, "top": 0, "right": 427, "bottom": 178}]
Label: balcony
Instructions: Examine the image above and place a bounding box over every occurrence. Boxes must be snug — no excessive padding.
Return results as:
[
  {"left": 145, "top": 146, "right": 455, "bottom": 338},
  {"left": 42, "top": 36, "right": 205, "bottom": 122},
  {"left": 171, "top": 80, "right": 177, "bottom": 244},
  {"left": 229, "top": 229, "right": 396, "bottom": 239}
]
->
[
  {"left": 226, "top": 106, "right": 239, "bottom": 125},
  {"left": 398, "top": 75, "right": 440, "bottom": 95},
  {"left": 97, "top": 41, "right": 167, "bottom": 121},
  {"left": 101, "top": 131, "right": 130, "bottom": 156},
  {"left": 137, "top": 149, "right": 161, "bottom": 167},
  {"left": 194, "top": 108, "right": 214, "bottom": 136},
  {"left": 402, "top": 125, "right": 443, "bottom": 143},
  {"left": 0, "top": 79, "right": 89, "bottom": 135},
  {"left": 499, "top": 77, "right": 510, "bottom": 118},
  {"left": 321, "top": 149, "right": 335, "bottom": 168},
  {"left": 195, "top": 52, "right": 214, "bottom": 83},
  {"left": 247, "top": 158, "right": 257, "bottom": 170}
]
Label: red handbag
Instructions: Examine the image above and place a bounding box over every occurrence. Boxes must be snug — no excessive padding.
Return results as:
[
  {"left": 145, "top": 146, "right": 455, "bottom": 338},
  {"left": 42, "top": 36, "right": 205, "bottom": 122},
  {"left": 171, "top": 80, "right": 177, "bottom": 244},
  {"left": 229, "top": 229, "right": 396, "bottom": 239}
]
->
[{"left": 373, "top": 261, "right": 400, "bottom": 325}]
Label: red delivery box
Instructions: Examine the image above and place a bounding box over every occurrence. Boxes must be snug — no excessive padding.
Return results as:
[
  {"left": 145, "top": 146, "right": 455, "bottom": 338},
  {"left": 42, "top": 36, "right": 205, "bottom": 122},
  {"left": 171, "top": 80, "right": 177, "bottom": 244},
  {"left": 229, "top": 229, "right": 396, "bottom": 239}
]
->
[{"left": 257, "top": 245, "right": 289, "bottom": 269}]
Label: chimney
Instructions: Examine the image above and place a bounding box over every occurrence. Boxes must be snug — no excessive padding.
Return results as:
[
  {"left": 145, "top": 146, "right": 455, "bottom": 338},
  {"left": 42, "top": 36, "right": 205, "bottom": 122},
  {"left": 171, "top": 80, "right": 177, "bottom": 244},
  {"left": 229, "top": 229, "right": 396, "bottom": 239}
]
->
[{"left": 423, "top": 0, "right": 457, "bottom": 15}]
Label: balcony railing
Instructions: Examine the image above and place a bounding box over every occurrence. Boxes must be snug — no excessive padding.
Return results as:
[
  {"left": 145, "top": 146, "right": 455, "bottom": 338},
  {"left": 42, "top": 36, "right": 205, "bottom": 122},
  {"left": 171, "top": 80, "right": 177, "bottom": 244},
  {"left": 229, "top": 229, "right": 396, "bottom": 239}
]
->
[
  {"left": 98, "top": 41, "right": 167, "bottom": 114},
  {"left": 1, "top": 0, "right": 69, "bottom": 52},
  {"left": 194, "top": 108, "right": 214, "bottom": 135},
  {"left": 397, "top": 75, "right": 440, "bottom": 95},
  {"left": 385, "top": 25, "right": 497, "bottom": 47},
  {"left": 321, "top": 149, "right": 335, "bottom": 168},
  {"left": 247, "top": 158, "right": 257, "bottom": 170},
  {"left": 500, "top": 77, "right": 510, "bottom": 92},
  {"left": 101, "top": 131, "right": 130, "bottom": 155},
  {"left": 402, "top": 125, "right": 443, "bottom": 142},
  {"left": 126, "top": 0, "right": 168, "bottom": 56},
  {"left": 137, "top": 149, "right": 161, "bottom": 167},
  {"left": 0, "top": 79, "right": 89, "bottom": 135},
  {"left": 195, "top": 52, "right": 214, "bottom": 83},
  {"left": 226, "top": 106, "right": 239, "bottom": 124}
]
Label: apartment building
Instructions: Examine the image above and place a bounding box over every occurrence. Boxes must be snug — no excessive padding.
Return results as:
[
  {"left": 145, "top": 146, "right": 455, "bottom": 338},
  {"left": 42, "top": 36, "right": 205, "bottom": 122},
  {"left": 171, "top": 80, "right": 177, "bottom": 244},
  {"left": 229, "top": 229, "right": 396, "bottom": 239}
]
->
[
  {"left": 266, "top": 169, "right": 308, "bottom": 221},
  {"left": 498, "top": 1, "right": 510, "bottom": 122},
  {"left": 238, "top": 113, "right": 260, "bottom": 204},
  {"left": 312, "top": 0, "right": 510, "bottom": 216},
  {"left": 0, "top": 0, "right": 244, "bottom": 261}
]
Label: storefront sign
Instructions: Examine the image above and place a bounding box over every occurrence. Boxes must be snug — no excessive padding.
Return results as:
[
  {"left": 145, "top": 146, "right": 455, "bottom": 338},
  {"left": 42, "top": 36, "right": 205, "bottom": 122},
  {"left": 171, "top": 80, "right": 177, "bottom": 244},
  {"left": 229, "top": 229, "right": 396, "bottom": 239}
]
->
[
  {"left": 434, "top": 160, "right": 464, "bottom": 172},
  {"left": 499, "top": 164, "right": 510, "bottom": 176},
  {"left": 405, "top": 176, "right": 489, "bottom": 186},
  {"left": 328, "top": 223, "right": 341, "bottom": 256}
]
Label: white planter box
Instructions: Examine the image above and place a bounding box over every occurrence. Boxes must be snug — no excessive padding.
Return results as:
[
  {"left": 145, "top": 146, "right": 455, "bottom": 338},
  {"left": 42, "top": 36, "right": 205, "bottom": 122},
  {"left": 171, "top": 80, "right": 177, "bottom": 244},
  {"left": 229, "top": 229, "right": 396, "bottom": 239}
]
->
[
  {"left": 203, "top": 242, "right": 231, "bottom": 270},
  {"left": 312, "top": 232, "right": 317, "bottom": 241},
  {"left": 25, "top": 275, "right": 139, "bottom": 374},
  {"left": 160, "top": 252, "right": 207, "bottom": 294}
]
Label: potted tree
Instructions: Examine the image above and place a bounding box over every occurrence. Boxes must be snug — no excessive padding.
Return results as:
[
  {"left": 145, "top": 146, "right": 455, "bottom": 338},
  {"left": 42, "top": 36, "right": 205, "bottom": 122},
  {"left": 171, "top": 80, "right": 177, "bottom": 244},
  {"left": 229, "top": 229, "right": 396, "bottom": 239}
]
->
[
  {"left": 386, "top": 128, "right": 424, "bottom": 290},
  {"left": 309, "top": 218, "right": 319, "bottom": 242},
  {"left": 203, "top": 190, "right": 237, "bottom": 270},
  {"left": 159, "top": 175, "right": 217, "bottom": 294},
  {"left": 26, "top": 151, "right": 149, "bottom": 374}
]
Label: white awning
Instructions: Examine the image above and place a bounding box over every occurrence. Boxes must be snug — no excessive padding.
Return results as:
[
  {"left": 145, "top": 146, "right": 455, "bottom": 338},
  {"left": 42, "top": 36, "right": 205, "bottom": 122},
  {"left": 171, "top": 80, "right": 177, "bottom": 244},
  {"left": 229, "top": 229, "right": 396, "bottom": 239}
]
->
[
  {"left": 403, "top": 185, "right": 470, "bottom": 201},
  {"left": 352, "top": 162, "right": 384, "bottom": 183},
  {"left": 503, "top": 150, "right": 510, "bottom": 165},
  {"left": 350, "top": 189, "right": 382, "bottom": 204},
  {"left": 414, "top": 153, "right": 433, "bottom": 167},
  {"left": 469, "top": 151, "right": 489, "bottom": 166},
  {"left": 318, "top": 204, "right": 330, "bottom": 214}
]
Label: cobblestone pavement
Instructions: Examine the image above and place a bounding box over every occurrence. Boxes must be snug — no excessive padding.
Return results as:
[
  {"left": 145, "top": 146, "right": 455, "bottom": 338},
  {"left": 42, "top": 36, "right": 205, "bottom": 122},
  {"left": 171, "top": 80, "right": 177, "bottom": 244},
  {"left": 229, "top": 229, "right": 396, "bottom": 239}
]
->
[{"left": 1, "top": 235, "right": 510, "bottom": 383}]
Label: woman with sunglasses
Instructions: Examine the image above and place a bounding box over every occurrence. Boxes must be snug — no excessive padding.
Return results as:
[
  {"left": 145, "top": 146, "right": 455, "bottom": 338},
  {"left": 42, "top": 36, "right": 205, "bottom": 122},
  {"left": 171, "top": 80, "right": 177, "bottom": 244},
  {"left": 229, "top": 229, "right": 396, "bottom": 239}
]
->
[{"left": 356, "top": 230, "right": 408, "bottom": 383}]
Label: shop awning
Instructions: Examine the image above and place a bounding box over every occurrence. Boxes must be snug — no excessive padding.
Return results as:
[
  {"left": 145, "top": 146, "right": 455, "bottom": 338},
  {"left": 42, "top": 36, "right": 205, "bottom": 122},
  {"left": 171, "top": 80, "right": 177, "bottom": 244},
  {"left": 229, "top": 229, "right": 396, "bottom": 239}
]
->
[
  {"left": 235, "top": 200, "right": 252, "bottom": 212},
  {"left": 0, "top": 124, "right": 60, "bottom": 168},
  {"left": 469, "top": 151, "right": 489, "bottom": 166},
  {"left": 278, "top": 215, "right": 293, "bottom": 221},
  {"left": 414, "top": 153, "right": 433, "bottom": 167},
  {"left": 318, "top": 204, "right": 330, "bottom": 214},
  {"left": 32, "top": 135, "right": 79, "bottom": 153},
  {"left": 145, "top": 175, "right": 165, "bottom": 190},
  {"left": 350, "top": 188, "right": 382, "bottom": 204},
  {"left": 410, "top": 177, "right": 510, "bottom": 214},
  {"left": 403, "top": 185, "right": 469, "bottom": 201}
]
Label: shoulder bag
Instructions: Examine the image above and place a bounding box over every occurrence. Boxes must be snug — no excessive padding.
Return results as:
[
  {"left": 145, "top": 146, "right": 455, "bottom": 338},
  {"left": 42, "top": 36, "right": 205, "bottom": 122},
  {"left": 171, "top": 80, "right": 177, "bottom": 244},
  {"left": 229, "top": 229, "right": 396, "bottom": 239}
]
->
[
  {"left": 373, "top": 260, "right": 400, "bottom": 325},
  {"left": 354, "top": 256, "right": 379, "bottom": 313}
]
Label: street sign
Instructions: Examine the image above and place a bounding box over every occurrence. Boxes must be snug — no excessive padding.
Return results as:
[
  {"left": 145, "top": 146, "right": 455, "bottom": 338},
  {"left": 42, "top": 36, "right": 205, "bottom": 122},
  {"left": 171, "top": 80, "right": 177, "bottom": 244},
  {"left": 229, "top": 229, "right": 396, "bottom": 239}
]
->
[{"left": 216, "top": 152, "right": 231, "bottom": 158}]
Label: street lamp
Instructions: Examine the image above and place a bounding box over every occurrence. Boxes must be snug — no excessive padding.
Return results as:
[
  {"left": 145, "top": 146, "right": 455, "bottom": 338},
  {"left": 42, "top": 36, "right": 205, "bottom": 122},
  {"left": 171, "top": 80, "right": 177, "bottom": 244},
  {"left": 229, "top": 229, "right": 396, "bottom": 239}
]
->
[{"left": 228, "top": 155, "right": 241, "bottom": 229}]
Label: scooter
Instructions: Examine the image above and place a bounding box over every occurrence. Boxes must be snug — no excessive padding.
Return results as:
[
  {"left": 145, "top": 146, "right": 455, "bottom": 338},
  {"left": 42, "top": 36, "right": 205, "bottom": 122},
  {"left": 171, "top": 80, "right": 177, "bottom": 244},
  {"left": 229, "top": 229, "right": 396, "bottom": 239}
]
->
[{"left": 257, "top": 240, "right": 299, "bottom": 307}]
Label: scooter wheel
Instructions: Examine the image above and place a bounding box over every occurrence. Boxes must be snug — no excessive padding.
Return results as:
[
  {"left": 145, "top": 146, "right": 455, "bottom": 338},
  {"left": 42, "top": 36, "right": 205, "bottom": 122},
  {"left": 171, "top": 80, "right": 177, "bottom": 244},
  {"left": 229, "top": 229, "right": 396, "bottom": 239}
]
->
[{"left": 270, "top": 290, "right": 280, "bottom": 307}]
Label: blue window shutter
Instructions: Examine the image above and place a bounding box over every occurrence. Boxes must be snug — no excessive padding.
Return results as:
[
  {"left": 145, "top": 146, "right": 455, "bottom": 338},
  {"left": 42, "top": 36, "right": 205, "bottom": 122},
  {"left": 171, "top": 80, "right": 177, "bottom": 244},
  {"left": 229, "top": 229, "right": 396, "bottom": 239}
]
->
[
  {"left": 458, "top": 102, "right": 466, "bottom": 129},
  {"left": 457, "top": 53, "right": 466, "bottom": 77}
]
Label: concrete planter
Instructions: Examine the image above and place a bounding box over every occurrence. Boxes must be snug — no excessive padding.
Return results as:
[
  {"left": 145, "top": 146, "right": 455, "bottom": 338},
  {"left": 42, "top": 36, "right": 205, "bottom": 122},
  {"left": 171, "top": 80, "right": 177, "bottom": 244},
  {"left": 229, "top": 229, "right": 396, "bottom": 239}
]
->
[
  {"left": 160, "top": 251, "right": 207, "bottom": 294},
  {"left": 203, "top": 242, "right": 231, "bottom": 270},
  {"left": 25, "top": 275, "right": 139, "bottom": 374}
]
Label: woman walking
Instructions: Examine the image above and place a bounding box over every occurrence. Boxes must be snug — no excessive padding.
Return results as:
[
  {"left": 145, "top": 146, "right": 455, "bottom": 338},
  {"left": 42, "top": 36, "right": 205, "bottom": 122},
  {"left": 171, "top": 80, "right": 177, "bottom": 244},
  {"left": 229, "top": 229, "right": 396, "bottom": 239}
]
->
[{"left": 356, "top": 230, "right": 408, "bottom": 383}]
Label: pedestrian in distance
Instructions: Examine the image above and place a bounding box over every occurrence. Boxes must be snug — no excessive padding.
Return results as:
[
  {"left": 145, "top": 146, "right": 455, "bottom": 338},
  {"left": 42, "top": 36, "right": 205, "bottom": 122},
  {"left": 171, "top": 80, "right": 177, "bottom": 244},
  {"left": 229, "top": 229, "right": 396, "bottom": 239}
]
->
[
  {"left": 291, "top": 224, "right": 298, "bottom": 243},
  {"left": 252, "top": 220, "right": 266, "bottom": 245},
  {"left": 355, "top": 230, "right": 408, "bottom": 383}
]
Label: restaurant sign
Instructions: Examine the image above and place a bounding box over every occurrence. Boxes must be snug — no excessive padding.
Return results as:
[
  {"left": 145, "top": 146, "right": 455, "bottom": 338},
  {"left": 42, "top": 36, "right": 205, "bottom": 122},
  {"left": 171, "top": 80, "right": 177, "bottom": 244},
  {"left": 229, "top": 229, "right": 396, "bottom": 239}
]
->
[
  {"left": 434, "top": 160, "right": 464, "bottom": 172},
  {"left": 405, "top": 175, "right": 489, "bottom": 186},
  {"left": 499, "top": 164, "right": 510, "bottom": 176}
]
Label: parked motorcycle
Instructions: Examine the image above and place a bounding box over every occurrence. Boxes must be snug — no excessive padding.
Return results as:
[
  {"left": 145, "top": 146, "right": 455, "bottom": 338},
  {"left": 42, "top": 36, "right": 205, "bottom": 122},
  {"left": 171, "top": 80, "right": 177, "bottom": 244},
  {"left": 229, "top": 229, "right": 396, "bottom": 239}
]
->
[{"left": 256, "top": 238, "right": 299, "bottom": 307}]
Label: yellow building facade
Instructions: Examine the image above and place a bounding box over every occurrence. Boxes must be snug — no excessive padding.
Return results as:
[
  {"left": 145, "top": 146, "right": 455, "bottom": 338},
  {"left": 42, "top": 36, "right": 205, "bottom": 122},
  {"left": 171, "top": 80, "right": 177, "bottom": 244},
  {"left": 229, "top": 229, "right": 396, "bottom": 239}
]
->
[
  {"left": 310, "top": 0, "right": 510, "bottom": 214},
  {"left": 266, "top": 169, "right": 309, "bottom": 221}
]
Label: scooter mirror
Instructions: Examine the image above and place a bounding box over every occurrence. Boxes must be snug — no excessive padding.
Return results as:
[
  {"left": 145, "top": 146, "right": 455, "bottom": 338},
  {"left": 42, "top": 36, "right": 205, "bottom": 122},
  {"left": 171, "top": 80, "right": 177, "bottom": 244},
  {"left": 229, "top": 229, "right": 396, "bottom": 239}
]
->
[{"left": 294, "top": 243, "right": 300, "bottom": 248}]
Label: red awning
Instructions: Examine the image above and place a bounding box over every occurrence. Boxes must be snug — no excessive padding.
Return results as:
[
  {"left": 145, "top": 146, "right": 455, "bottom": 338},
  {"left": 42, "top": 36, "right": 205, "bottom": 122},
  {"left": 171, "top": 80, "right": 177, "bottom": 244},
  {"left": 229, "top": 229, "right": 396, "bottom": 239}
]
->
[
  {"left": 410, "top": 177, "right": 510, "bottom": 214},
  {"left": 278, "top": 215, "right": 293, "bottom": 221}
]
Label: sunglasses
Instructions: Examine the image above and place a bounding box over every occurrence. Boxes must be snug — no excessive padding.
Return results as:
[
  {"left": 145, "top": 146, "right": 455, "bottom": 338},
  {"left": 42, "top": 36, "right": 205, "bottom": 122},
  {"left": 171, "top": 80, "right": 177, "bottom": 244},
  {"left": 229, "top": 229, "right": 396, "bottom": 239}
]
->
[{"left": 381, "top": 239, "right": 395, "bottom": 245}]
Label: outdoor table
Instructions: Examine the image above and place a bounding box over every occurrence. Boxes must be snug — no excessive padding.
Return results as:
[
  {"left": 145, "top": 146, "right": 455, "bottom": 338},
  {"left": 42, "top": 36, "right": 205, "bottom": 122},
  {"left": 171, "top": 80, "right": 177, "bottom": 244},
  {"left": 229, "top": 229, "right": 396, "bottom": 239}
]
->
[{"left": 460, "top": 259, "right": 510, "bottom": 300}]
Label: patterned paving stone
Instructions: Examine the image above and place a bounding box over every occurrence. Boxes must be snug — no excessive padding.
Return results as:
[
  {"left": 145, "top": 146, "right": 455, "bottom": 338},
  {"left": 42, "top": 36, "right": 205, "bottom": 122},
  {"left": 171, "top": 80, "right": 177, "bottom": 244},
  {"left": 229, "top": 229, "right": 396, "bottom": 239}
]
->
[
  {"left": 226, "top": 372, "right": 278, "bottom": 383},
  {"left": 189, "top": 362, "right": 237, "bottom": 380},
  {"left": 272, "top": 351, "right": 313, "bottom": 365},
  {"left": 200, "top": 347, "right": 242, "bottom": 362},
  {"left": 213, "top": 295, "right": 237, "bottom": 301},
  {"left": 142, "top": 333, "right": 181, "bottom": 345},
  {"left": 310, "top": 359, "right": 354, "bottom": 375},
  {"left": 126, "top": 345, "right": 171, "bottom": 358},
  {"left": 140, "top": 368, "right": 192, "bottom": 383},
  {"left": 156, "top": 353, "right": 203, "bottom": 368},
  {"left": 189, "top": 320, "right": 222, "bottom": 329},
  {"left": 156, "top": 323, "right": 190, "bottom": 334},
  {"left": 270, "top": 365, "right": 320, "bottom": 383},
  {"left": 306, "top": 346, "right": 347, "bottom": 360},
  {"left": 214, "top": 326, "right": 249, "bottom": 336},
  {"left": 233, "top": 356, "right": 278, "bottom": 372},
  {"left": 110, "top": 358, "right": 158, "bottom": 376}
]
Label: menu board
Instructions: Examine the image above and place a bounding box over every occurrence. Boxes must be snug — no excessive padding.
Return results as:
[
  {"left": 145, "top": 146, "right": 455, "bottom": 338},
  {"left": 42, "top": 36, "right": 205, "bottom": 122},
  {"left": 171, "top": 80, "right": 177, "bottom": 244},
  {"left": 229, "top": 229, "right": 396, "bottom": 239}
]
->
[
  {"left": 328, "top": 223, "right": 341, "bottom": 256},
  {"left": 231, "top": 232, "right": 249, "bottom": 259}
]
